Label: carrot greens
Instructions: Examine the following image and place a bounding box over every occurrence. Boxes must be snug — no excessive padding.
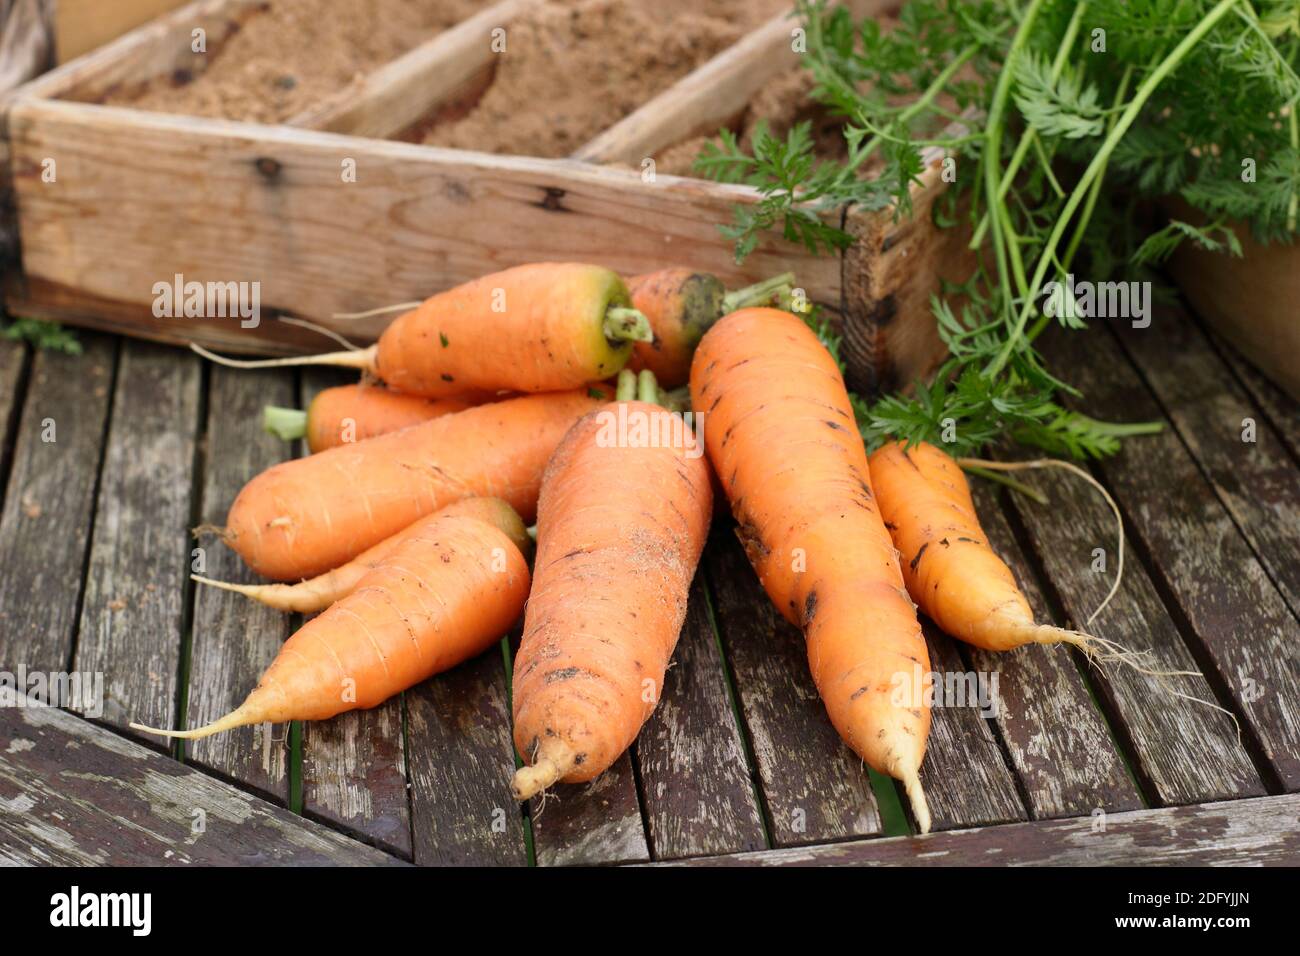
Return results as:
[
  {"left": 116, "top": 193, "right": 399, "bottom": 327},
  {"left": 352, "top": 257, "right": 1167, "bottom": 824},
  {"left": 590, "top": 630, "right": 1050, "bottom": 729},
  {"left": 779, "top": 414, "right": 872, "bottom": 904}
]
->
[{"left": 698, "top": 0, "right": 1300, "bottom": 458}]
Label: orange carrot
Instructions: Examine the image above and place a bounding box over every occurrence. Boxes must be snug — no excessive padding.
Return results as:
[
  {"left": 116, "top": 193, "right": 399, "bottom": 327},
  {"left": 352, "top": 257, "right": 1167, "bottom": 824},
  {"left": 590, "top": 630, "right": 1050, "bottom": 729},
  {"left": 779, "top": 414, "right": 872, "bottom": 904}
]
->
[
  {"left": 263, "top": 384, "right": 480, "bottom": 452},
  {"left": 225, "top": 387, "right": 608, "bottom": 581},
  {"left": 193, "top": 263, "right": 652, "bottom": 398},
  {"left": 690, "top": 307, "right": 933, "bottom": 832},
  {"left": 510, "top": 373, "right": 712, "bottom": 798},
  {"left": 194, "top": 496, "right": 530, "bottom": 614},
  {"left": 627, "top": 268, "right": 794, "bottom": 387},
  {"left": 132, "top": 508, "right": 530, "bottom": 739},
  {"left": 869, "top": 441, "right": 1121, "bottom": 653}
]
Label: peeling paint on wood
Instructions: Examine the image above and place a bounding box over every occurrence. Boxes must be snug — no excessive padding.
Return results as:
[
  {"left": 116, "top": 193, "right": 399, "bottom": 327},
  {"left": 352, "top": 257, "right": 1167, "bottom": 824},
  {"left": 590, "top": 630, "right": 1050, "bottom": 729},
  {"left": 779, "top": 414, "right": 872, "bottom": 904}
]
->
[
  {"left": 0, "top": 693, "right": 403, "bottom": 865},
  {"left": 662, "top": 793, "right": 1300, "bottom": 866}
]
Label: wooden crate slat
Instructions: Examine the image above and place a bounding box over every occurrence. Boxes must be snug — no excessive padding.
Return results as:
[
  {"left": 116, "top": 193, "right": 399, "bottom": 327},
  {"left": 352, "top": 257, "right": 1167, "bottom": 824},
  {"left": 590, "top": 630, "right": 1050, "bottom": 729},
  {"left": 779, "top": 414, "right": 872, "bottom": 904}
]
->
[
  {"left": 184, "top": 364, "right": 294, "bottom": 800},
  {"left": 23, "top": 0, "right": 267, "bottom": 104},
  {"left": 573, "top": 0, "right": 893, "bottom": 167},
  {"left": 7, "top": 98, "right": 839, "bottom": 354},
  {"left": 73, "top": 340, "right": 200, "bottom": 739},
  {"left": 1115, "top": 307, "right": 1300, "bottom": 615},
  {"left": 705, "top": 529, "right": 883, "bottom": 844},
  {"left": 662, "top": 792, "right": 1300, "bottom": 867},
  {"left": 572, "top": 7, "right": 803, "bottom": 166},
  {"left": 635, "top": 578, "right": 767, "bottom": 859},
  {"left": 999, "top": 459, "right": 1265, "bottom": 805},
  {"left": 916, "top": 626, "right": 1028, "bottom": 831},
  {"left": 0, "top": 336, "right": 115, "bottom": 674},
  {"left": 297, "top": 368, "right": 412, "bottom": 857},
  {"left": 965, "top": 482, "right": 1145, "bottom": 818},
  {"left": 1041, "top": 323, "right": 1300, "bottom": 790},
  {"left": 0, "top": 689, "right": 402, "bottom": 866},
  {"left": 405, "top": 648, "right": 528, "bottom": 866},
  {"left": 529, "top": 752, "right": 651, "bottom": 867},
  {"left": 289, "top": 0, "right": 539, "bottom": 138}
]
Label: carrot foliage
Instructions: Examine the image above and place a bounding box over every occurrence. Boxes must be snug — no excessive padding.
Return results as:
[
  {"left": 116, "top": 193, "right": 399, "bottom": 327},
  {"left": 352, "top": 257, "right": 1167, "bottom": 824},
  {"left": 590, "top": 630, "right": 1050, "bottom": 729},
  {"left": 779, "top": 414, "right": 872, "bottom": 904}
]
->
[{"left": 698, "top": 0, "right": 1300, "bottom": 458}]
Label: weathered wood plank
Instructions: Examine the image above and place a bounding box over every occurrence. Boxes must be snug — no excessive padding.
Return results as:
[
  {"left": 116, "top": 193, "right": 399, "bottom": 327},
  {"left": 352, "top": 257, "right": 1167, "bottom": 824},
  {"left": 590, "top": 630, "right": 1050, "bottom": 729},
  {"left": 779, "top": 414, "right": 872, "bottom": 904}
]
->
[
  {"left": 999, "top": 445, "right": 1265, "bottom": 804},
  {"left": 635, "top": 579, "right": 767, "bottom": 859},
  {"left": 184, "top": 364, "right": 294, "bottom": 801},
  {"left": 73, "top": 340, "right": 200, "bottom": 739},
  {"left": 0, "top": 338, "right": 29, "bottom": 506},
  {"left": 663, "top": 793, "right": 1300, "bottom": 867},
  {"left": 7, "top": 98, "right": 839, "bottom": 352},
  {"left": 965, "top": 481, "right": 1145, "bottom": 818},
  {"left": 0, "top": 688, "right": 403, "bottom": 866},
  {"left": 528, "top": 752, "right": 651, "bottom": 867},
  {"left": 0, "top": 336, "right": 115, "bottom": 674},
  {"left": 298, "top": 368, "right": 412, "bottom": 857},
  {"left": 1044, "top": 324, "right": 1300, "bottom": 791},
  {"left": 705, "top": 530, "right": 882, "bottom": 844},
  {"left": 915, "top": 625, "right": 1028, "bottom": 831},
  {"left": 1206, "top": 331, "right": 1300, "bottom": 463},
  {"left": 1115, "top": 307, "right": 1300, "bottom": 616},
  {"left": 405, "top": 648, "right": 527, "bottom": 866}
]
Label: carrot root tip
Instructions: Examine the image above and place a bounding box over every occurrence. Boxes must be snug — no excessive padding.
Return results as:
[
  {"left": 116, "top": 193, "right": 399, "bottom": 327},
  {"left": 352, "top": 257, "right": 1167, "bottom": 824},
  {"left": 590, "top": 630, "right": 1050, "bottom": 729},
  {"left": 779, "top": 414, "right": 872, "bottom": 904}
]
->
[
  {"left": 129, "top": 701, "right": 260, "bottom": 741},
  {"left": 511, "top": 741, "right": 577, "bottom": 801},
  {"left": 897, "top": 764, "right": 931, "bottom": 835}
]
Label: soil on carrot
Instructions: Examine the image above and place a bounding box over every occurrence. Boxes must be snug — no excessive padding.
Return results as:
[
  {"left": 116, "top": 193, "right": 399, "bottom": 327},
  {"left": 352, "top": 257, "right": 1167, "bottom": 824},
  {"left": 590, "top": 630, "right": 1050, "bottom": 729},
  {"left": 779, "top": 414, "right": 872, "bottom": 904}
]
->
[
  {"left": 654, "top": 66, "right": 849, "bottom": 178},
  {"left": 102, "top": 0, "right": 484, "bottom": 124},
  {"left": 414, "top": 0, "right": 790, "bottom": 158}
]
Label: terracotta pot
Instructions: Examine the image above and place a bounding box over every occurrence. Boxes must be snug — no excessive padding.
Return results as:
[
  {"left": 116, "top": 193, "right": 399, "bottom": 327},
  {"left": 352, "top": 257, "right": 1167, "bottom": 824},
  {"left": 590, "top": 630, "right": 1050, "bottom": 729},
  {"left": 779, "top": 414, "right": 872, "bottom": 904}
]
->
[{"left": 1166, "top": 211, "right": 1300, "bottom": 401}]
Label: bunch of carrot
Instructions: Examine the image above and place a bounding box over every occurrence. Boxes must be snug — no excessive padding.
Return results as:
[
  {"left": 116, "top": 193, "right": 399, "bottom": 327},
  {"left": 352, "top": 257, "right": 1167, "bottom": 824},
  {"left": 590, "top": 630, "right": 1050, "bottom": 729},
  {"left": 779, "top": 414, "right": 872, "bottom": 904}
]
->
[{"left": 133, "top": 259, "right": 1141, "bottom": 838}]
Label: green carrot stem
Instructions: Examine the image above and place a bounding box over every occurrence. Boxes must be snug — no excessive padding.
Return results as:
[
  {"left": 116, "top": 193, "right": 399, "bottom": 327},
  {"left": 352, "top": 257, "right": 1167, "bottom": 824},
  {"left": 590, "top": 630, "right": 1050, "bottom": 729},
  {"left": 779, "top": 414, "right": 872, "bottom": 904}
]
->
[
  {"left": 722, "top": 272, "right": 796, "bottom": 313},
  {"left": 263, "top": 406, "right": 308, "bottom": 441},
  {"left": 970, "top": 0, "right": 1088, "bottom": 248},
  {"left": 604, "top": 307, "right": 653, "bottom": 343},
  {"left": 615, "top": 369, "right": 637, "bottom": 401},
  {"left": 960, "top": 464, "right": 1049, "bottom": 506},
  {"left": 636, "top": 370, "right": 659, "bottom": 404},
  {"left": 988, "top": 0, "right": 1245, "bottom": 379}
]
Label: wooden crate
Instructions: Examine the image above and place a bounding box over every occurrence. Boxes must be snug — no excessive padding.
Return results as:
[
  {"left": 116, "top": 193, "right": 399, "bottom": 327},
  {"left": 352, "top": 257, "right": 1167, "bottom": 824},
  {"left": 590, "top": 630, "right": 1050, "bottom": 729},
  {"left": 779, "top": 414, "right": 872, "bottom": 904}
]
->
[{"left": 2, "top": 0, "right": 971, "bottom": 394}]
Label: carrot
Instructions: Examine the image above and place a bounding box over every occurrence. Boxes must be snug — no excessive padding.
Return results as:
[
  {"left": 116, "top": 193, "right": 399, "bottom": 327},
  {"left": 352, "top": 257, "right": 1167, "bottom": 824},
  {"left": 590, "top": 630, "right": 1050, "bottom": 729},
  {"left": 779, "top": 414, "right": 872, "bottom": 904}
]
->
[
  {"left": 192, "top": 263, "right": 652, "bottom": 398},
  {"left": 689, "top": 307, "right": 933, "bottom": 832},
  {"left": 132, "top": 508, "right": 530, "bottom": 739},
  {"left": 262, "top": 384, "right": 479, "bottom": 452},
  {"left": 627, "top": 268, "right": 794, "bottom": 387},
  {"left": 225, "top": 386, "right": 609, "bottom": 581},
  {"left": 866, "top": 442, "right": 1187, "bottom": 665},
  {"left": 193, "top": 496, "right": 530, "bottom": 614},
  {"left": 510, "top": 371, "right": 712, "bottom": 799}
]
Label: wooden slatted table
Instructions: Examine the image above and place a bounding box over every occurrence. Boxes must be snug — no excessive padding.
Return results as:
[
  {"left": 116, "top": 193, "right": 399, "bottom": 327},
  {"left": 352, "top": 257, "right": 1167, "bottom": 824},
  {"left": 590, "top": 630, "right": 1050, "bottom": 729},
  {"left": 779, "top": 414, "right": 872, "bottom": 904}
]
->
[{"left": 0, "top": 303, "right": 1297, "bottom": 866}]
